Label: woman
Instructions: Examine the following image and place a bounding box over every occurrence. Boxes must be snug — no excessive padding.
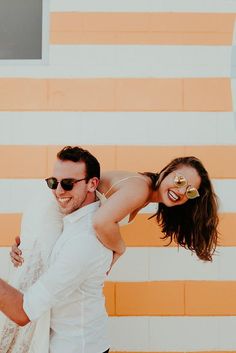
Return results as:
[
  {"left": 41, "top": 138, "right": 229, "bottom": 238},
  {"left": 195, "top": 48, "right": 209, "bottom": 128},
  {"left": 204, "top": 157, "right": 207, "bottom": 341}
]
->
[
  {"left": 93, "top": 155, "right": 218, "bottom": 262},
  {"left": 2, "top": 155, "right": 218, "bottom": 352}
]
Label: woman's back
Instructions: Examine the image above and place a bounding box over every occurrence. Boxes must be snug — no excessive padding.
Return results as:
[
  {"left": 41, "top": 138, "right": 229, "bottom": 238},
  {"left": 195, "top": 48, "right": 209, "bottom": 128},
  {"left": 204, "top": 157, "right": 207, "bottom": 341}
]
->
[{"left": 97, "top": 171, "right": 152, "bottom": 223}]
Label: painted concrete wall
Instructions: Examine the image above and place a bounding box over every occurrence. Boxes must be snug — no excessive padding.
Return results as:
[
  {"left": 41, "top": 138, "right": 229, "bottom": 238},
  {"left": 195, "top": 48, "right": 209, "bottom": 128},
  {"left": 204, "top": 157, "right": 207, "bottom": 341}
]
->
[{"left": 0, "top": 0, "right": 236, "bottom": 352}]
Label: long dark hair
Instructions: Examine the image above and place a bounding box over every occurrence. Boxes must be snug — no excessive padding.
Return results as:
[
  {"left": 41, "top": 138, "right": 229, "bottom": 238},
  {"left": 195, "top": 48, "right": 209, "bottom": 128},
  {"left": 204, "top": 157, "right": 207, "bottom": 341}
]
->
[{"left": 143, "top": 156, "right": 219, "bottom": 261}]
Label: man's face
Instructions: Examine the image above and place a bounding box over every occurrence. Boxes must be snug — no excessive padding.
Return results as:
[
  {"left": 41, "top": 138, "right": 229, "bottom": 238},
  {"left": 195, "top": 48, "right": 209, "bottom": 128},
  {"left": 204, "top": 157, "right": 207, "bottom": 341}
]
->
[{"left": 51, "top": 159, "right": 94, "bottom": 215}]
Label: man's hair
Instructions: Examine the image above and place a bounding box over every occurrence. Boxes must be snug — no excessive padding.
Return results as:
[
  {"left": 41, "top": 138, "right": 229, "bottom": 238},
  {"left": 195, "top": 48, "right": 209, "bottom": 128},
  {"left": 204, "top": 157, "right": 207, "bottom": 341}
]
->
[{"left": 57, "top": 146, "right": 100, "bottom": 181}]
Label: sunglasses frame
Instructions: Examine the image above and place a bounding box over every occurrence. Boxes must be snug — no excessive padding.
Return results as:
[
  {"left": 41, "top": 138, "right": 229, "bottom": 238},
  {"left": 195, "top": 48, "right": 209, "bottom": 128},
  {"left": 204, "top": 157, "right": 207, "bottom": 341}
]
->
[
  {"left": 45, "top": 177, "right": 87, "bottom": 191},
  {"left": 173, "top": 174, "right": 200, "bottom": 200}
]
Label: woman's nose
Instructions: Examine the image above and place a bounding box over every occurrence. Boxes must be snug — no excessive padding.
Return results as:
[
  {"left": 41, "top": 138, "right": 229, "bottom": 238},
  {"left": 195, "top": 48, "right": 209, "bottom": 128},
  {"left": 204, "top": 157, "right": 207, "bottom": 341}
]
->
[{"left": 177, "top": 186, "right": 187, "bottom": 195}]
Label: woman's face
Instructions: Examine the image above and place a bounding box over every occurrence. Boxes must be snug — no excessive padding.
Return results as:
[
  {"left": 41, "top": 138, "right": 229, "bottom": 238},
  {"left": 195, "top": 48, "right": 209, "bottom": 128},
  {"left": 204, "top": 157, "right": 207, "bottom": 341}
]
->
[{"left": 158, "top": 165, "right": 201, "bottom": 207}]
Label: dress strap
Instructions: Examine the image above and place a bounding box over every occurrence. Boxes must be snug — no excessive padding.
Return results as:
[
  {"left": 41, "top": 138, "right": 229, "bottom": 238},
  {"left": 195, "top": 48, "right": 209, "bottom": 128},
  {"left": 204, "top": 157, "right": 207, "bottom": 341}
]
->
[{"left": 104, "top": 175, "right": 148, "bottom": 197}]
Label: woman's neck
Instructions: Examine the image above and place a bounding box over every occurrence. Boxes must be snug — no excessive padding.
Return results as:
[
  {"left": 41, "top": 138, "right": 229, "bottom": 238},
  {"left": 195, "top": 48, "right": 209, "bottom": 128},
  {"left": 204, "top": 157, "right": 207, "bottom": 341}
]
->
[{"left": 148, "top": 189, "right": 161, "bottom": 203}]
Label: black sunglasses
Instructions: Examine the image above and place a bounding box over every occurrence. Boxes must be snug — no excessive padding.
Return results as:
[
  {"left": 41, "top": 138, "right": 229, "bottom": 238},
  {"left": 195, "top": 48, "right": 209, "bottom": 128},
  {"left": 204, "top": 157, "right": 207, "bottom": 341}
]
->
[{"left": 45, "top": 177, "right": 87, "bottom": 191}]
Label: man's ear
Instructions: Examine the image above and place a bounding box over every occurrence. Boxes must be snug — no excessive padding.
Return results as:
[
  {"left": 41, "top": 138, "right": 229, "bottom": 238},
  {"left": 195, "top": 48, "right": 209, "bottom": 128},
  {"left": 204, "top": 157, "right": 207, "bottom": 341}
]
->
[{"left": 87, "top": 177, "right": 100, "bottom": 192}]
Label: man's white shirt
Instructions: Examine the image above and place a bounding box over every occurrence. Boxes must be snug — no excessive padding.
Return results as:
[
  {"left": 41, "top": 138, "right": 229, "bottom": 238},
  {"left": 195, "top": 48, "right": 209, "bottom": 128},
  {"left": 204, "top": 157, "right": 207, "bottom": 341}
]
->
[{"left": 23, "top": 201, "right": 112, "bottom": 353}]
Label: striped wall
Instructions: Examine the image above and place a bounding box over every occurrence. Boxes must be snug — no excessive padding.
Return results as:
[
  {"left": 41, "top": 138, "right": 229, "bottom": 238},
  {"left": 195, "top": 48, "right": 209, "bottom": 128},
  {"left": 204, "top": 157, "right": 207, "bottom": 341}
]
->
[{"left": 0, "top": 0, "right": 236, "bottom": 352}]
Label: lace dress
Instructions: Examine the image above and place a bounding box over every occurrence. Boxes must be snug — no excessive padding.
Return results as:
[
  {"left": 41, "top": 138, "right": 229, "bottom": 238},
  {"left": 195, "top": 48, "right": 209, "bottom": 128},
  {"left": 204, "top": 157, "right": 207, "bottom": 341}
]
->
[{"left": 0, "top": 194, "right": 63, "bottom": 353}]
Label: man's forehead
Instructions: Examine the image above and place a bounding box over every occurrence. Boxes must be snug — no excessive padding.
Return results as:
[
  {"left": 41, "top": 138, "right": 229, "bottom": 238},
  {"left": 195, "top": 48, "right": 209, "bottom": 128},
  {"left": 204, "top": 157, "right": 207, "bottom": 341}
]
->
[{"left": 53, "top": 159, "right": 86, "bottom": 175}]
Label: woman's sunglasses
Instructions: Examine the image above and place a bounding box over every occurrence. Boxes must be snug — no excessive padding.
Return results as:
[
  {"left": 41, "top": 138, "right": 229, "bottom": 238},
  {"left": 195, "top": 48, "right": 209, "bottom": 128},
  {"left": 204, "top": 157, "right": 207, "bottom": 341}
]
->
[
  {"left": 173, "top": 174, "right": 200, "bottom": 199},
  {"left": 45, "top": 177, "right": 86, "bottom": 191}
]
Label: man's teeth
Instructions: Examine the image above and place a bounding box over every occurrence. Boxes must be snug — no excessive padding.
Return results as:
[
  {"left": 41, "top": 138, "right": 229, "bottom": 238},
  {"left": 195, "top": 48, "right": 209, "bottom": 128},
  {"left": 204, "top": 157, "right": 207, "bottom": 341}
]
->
[
  {"left": 168, "top": 190, "right": 179, "bottom": 201},
  {"left": 58, "top": 198, "right": 70, "bottom": 203}
]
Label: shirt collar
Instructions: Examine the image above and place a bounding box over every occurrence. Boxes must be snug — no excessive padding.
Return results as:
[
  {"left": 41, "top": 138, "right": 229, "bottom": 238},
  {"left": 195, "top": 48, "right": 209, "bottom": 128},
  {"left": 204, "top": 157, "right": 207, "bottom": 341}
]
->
[{"left": 63, "top": 201, "right": 100, "bottom": 224}]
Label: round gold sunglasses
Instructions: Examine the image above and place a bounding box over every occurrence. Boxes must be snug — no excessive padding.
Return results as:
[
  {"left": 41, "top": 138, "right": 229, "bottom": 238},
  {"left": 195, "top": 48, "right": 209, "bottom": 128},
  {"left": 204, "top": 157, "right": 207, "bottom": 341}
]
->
[{"left": 173, "top": 174, "right": 200, "bottom": 199}]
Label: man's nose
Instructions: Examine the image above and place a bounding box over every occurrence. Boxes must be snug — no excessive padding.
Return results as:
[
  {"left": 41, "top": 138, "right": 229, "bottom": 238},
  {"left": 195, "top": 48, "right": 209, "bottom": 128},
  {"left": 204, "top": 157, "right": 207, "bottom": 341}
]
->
[{"left": 55, "top": 182, "right": 65, "bottom": 195}]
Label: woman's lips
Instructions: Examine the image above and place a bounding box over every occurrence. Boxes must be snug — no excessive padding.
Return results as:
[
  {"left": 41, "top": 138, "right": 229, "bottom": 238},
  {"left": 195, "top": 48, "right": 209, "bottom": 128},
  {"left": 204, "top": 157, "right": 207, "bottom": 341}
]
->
[{"left": 168, "top": 190, "right": 180, "bottom": 202}]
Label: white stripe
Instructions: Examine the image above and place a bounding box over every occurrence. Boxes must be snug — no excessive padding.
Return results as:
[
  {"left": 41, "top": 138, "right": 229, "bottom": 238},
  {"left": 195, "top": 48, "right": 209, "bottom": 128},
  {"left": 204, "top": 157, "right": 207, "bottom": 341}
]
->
[
  {"left": 109, "top": 247, "right": 149, "bottom": 282},
  {"left": 108, "top": 247, "right": 236, "bottom": 282},
  {"left": 109, "top": 316, "right": 236, "bottom": 351},
  {"left": 232, "top": 47, "right": 236, "bottom": 79},
  {"left": 0, "top": 179, "right": 234, "bottom": 212},
  {"left": 0, "top": 45, "right": 231, "bottom": 78},
  {"left": 213, "top": 179, "right": 236, "bottom": 212},
  {"left": 51, "top": 0, "right": 236, "bottom": 13},
  {"left": 0, "top": 246, "right": 233, "bottom": 282},
  {"left": 0, "top": 246, "right": 235, "bottom": 283},
  {"left": 109, "top": 317, "right": 149, "bottom": 351},
  {"left": 42, "top": 0, "right": 50, "bottom": 65},
  {"left": 0, "top": 180, "right": 50, "bottom": 213},
  {"left": 0, "top": 112, "right": 235, "bottom": 145},
  {"left": 233, "top": 20, "right": 236, "bottom": 44}
]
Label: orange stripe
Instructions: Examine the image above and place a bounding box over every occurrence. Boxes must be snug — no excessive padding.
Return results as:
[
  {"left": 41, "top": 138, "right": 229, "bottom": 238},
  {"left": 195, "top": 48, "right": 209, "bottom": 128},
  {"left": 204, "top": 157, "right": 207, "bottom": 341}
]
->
[
  {"left": 0, "top": 213, "right": 235, "bottom": 247},
  {"left": 0, "top": 146, "right": 48, "bottom": 179},
  {"left": 183, "top": 78, "right": 232, "bottom": 111},
  {"left": 0, "top": 145, "right": 236, "bottom": 178},
  {"left": 104, "top": 281, "right": 236, "bottom": 316},
  {"left": 103, "top": 281, "right": 115, "bottom": 316},
  {"left": 51, "top": 31, "right": 232, "bottom": 46},
  {"left": 185, "top": 281, "right": 236, "bottom": 316},
  {"left": 115, "top": 145, "right": 236, "bottom": 179},
  {"left": 122, "top": 213, "right": 236, "bottom": 247},
  {"left": 0, "top": 78, "right": 232, "bottom": 112},
  {"left": 115, "top": 281, "right": 185, "bottom": 316},
  {"left": 0, "top": 214, "right": 22, "bottom": 246},
  {"left": 0, "top": 79, "right": 48, "bottom": 111},
  {"left": 50, "top": 12, "right": 236, "bottom": 45}
]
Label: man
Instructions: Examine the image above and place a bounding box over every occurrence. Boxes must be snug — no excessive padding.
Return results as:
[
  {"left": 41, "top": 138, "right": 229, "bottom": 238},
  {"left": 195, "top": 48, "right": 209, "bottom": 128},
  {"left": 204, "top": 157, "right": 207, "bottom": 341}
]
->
[{"left": 0, "top": 146, "right": 112, "bottom": 353}]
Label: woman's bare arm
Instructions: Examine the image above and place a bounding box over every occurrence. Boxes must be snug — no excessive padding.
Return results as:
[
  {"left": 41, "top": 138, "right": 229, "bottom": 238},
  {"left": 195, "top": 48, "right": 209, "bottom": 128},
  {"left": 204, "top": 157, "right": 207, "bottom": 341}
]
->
[{"left": 93, "top": 180, "right": 149, "bottom": 254}]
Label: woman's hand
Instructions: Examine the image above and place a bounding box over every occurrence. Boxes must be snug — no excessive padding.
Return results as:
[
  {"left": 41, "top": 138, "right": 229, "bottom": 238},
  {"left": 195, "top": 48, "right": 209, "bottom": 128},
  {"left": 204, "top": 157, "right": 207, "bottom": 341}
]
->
[
  {"left": 106, "top": 250, "right": 124, "bottom": 275},
  {"left": 10, "top": 236, "right": 24, "bottom": 267}
]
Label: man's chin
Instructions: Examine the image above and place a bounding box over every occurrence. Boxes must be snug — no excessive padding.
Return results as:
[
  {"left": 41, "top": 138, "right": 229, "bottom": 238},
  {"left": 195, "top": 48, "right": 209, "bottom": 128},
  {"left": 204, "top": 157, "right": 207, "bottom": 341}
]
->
[{"left": 59, "top": 205, "right": 72, "bottom": 215}]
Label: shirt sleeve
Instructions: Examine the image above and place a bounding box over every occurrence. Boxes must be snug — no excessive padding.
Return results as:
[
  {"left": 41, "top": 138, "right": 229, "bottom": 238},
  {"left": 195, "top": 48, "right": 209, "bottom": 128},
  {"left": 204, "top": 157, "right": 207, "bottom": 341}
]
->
[{"left": 23, "top": 235, "right": 98, "bottom": 321}]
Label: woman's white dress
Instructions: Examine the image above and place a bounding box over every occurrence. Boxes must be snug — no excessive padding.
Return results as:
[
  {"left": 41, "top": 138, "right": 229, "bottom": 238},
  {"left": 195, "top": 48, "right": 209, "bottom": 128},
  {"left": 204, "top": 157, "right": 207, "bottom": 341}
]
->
[{"left": 0, "top": 194, "right": 63, "bottom": 353}]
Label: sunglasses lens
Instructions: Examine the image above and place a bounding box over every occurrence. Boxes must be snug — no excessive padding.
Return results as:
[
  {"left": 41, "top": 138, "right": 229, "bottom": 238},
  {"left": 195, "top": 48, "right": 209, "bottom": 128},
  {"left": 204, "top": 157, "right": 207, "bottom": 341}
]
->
[
  {"left": 46, "top": 178, "right": 58, "bottom": 190},
  {"left": 174, "top": 175, "right": 187, "bottom": 188},
  {"left": 186, "top": 187, "right": 199, "bottom": 199},
  {"left": 60, "top": 179, "right": 74, "bottom": 191}
]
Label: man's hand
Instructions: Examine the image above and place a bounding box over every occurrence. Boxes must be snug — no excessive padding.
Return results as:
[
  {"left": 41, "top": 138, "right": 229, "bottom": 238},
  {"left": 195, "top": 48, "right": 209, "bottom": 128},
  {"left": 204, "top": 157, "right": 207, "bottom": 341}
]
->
[{"left": 10, "top": 236, "right": 24, "bottom": 267}]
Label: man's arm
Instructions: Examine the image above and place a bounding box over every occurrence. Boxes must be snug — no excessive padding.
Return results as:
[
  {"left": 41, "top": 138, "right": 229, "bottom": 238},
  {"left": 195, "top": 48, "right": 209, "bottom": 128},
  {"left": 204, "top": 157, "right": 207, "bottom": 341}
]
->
[{"left": 0, "top": 279, "right": 30, "bottom": 326}]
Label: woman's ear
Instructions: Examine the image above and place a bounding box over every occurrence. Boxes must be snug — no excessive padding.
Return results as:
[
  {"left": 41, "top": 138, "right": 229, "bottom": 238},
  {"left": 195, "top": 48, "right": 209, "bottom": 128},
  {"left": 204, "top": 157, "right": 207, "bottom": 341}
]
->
[{"left": 87, "top": 177, "right": 100, "bottom": 192}]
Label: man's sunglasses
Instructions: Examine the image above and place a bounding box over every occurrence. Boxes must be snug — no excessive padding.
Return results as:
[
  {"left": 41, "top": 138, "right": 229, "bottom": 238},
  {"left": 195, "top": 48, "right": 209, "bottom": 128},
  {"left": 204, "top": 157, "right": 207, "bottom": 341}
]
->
[
  {"left": 173, "top": 174, "right": 200, "bottom": 200},
  {"left": 45, "top": 177, "right": 86, "bottom": 191}
]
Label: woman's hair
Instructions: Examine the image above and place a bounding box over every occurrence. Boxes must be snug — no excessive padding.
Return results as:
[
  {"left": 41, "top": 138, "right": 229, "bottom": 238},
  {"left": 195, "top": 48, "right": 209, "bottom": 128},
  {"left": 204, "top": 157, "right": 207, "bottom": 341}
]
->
[{"left": 143, "top": 156, "right": 219, "bottom": 261}]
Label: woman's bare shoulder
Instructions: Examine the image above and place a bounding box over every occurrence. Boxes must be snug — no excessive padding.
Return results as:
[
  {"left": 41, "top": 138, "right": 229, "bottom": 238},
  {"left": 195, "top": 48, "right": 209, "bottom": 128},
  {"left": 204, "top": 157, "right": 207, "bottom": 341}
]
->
[
  {"left": 99, "top": 170, "right": 151, "bottom": 196},
  {"left": 95, "top": 171, "right": 152, "bottom": 224}
]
